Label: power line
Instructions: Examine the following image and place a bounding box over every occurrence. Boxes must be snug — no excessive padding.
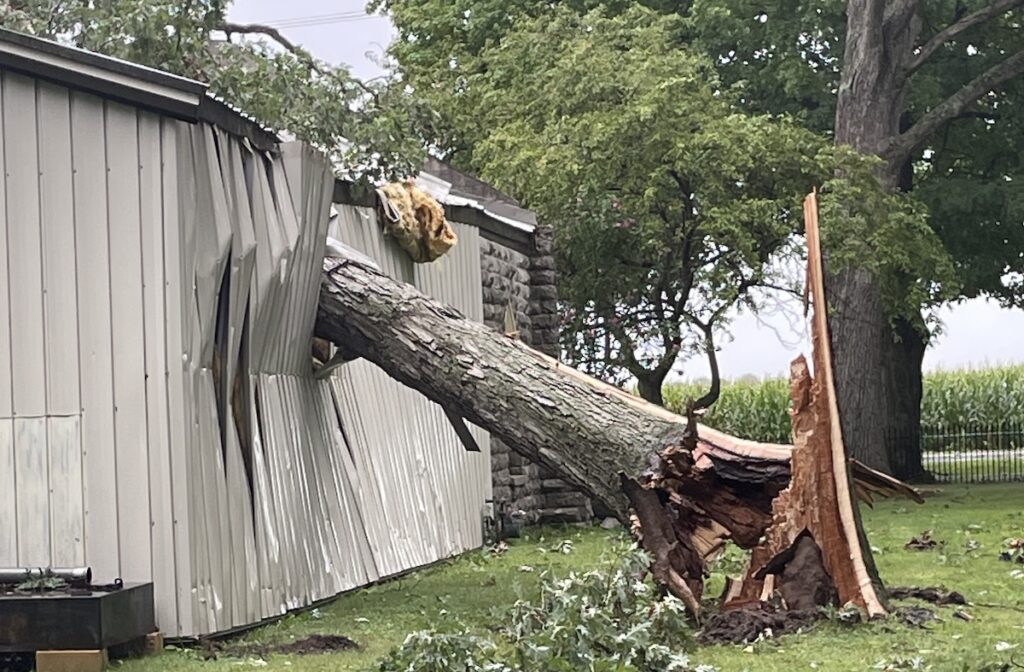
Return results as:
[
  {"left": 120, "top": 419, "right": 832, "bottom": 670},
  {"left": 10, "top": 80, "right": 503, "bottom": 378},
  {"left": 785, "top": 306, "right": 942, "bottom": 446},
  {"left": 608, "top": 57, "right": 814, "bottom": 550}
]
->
[
  {"left": 263, "top": 10, "right": 366, "bottom": 23},
  {"left": 274, "top": 15, "right": 381, "bottom": 29},
  {"left": 257, "top": 11, "right": 379, "bottom": 29}
]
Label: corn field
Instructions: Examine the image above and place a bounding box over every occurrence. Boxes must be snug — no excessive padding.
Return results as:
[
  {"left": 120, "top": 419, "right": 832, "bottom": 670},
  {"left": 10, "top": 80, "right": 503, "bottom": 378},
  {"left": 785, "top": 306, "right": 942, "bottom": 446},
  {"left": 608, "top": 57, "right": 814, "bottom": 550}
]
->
[{"left": 663, "top": 365, "right": 1024, "bottom": 442}]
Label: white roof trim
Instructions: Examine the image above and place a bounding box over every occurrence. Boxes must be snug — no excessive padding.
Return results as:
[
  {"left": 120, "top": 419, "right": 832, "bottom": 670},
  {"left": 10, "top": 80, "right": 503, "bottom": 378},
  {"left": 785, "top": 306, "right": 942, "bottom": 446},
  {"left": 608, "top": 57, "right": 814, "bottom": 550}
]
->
[{"left": 414, "top": 170, "right": 535, "bottom": 234}]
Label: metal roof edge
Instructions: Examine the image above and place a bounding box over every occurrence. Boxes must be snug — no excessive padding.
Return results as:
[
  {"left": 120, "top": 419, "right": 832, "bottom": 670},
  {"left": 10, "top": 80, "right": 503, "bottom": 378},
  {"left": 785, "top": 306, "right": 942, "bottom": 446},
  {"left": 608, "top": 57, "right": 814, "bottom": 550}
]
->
[
  {"left": 0, "top": 27, "right": 206, "bottom": 121},
  {"left": 198, "top": 95, "right": 280, "bottom": 151}
]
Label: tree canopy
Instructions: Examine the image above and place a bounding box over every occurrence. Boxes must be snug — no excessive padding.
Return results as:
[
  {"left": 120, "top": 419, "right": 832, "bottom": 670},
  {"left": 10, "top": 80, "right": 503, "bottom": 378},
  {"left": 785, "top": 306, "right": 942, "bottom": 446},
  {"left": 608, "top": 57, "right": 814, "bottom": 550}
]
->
[
  {"left": 381, "top": 0, "right": 1024, "bottom": 313},
  {"left": 379, "top": 2, "right": 955, "bottom": 399},
  {"left": 472, "top": 7, "right": 830, "bottom": 400},
  {"left": 1, "top": 0, "right": 434, "bottom": 178}
]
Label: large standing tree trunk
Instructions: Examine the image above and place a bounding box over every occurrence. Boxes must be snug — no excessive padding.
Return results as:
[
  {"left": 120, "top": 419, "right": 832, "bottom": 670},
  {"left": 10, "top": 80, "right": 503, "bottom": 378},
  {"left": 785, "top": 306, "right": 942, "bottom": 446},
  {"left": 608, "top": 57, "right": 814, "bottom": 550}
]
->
[
  {"left": 887, "top": 319, "right": 927, "bottom": 479},
  {"left": 831, "top": 0, "right": 921, "bottom": 475}
]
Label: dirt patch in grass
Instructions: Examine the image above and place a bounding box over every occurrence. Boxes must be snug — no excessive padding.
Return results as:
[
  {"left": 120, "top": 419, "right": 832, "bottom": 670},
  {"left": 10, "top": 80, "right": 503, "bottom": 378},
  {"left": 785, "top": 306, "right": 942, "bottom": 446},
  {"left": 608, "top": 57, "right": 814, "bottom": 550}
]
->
[
  {"left": 216, "top": 634, "right": 360, "bottom": 659},
  {"left": 265, "top": 634, "right": 359, "bottom": 655}
]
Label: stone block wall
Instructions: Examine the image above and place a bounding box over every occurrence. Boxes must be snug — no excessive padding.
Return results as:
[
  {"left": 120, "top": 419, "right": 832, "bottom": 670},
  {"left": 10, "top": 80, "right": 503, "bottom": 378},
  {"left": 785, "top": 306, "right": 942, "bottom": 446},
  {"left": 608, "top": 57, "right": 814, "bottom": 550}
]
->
[{"left": 480, "top": 227, "right": 592, "bottom": 525}]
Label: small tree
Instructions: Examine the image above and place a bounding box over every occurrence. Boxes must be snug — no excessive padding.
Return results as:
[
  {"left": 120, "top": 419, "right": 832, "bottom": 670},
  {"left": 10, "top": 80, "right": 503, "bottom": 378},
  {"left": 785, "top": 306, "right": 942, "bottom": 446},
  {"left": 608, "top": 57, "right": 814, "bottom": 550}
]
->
[{"left": 470, "top": 8, "right": 831, "bottom": 404}]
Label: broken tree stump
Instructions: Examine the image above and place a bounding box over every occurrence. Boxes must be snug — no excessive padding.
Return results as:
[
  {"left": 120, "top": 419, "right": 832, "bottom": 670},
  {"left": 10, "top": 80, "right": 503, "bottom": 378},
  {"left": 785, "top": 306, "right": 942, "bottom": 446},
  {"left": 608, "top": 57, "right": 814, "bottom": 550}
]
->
[{"left": 738, "top": 192, "right": 888, "bottom": 617}]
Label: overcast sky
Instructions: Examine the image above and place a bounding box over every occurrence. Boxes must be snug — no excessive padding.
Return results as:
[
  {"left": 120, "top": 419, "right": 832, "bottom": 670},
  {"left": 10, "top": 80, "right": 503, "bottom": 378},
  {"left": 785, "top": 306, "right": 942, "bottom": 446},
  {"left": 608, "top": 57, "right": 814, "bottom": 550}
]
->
[{"left": 228, "top": 0, "right": 1024, "bottom": 380}]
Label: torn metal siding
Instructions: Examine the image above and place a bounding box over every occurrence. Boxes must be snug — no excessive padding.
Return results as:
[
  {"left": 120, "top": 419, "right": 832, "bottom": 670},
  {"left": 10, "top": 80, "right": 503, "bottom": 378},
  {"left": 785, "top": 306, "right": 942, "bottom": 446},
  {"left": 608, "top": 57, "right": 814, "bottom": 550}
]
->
[
  {"left": 175, "top": 128, "right": 379, "bottom": 635},
  {"left": 174, "top": 136, "right": 490, "bottom": 634},
  {"left": 2, "top": 53, "right": 491, "bottom": 639}
]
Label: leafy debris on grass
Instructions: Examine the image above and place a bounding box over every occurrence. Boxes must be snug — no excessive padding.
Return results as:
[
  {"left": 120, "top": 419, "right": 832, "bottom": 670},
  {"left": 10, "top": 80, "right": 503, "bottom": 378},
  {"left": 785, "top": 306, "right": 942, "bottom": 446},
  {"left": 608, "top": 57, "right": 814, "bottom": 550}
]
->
[
  {"left": 999, "top": 538, "right": 1024, "bottom": 564},
  {"left": 893, "top": 606, "right": 937, "bottom": 629}
]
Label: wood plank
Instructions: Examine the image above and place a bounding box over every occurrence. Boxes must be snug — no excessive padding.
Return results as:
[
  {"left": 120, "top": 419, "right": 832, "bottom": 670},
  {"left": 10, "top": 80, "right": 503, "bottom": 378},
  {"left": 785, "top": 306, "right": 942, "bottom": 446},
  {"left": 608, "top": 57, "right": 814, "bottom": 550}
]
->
[
  {"left": 138, "top": 111, "right": 177, "bottom": 635},
  {"left": 71, "top": 90, "right": 120, "bottom": 583},
  {"left": 47, "top": 415, "right": 84, "bottom": 566},
  {"left": 36, "top": 650, "right": 107, "bottom": 672},
  {"left": 104, "top": 101, "right": 152, "bottom": 583},
  {"left": 4, "top": 73, "right": 46, "bottom": 416},
  {"left": 0, "top": 419, "right": 16, "bottom": 565},
  {"left": 37, "top": 82, "right": 81, "bottom": 416},
  {"left": 14, "top": 417, "right": 50, "bottom": 566}
]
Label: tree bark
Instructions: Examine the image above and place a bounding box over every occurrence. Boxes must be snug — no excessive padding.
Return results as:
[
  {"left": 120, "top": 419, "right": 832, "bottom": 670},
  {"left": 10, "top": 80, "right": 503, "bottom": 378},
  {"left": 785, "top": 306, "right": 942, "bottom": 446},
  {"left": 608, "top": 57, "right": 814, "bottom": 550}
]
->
[
  {"left": 833, "top": 0, "right": 1024, "bottom": 478},
  {"left": 317, "top": 255, "right": 783, "bottom": 613},
  {"left": 316, "top": 255, "right": 772, "bottom": 520},
  {"left": 830, "top": 0, "right": 920, "bottom": 475},
  {"left": 887, "top": 319, "right": 927, "bottom": 479},
  {"left": 636, "top": 374, "right": 667, "bottom": 406}
]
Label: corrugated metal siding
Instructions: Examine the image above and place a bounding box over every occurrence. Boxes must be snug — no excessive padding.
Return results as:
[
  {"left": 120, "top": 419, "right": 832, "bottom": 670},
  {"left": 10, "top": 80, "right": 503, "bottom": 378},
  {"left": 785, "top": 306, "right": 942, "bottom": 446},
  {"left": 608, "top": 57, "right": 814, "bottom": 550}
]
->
[
  {"left": 0, "top": 76, "right": 194, "bottom": 630},
  {"left": 2, "top": 67, "right": 491, "bottom": 638},
  {"left": 327, "top": 207, "right": 491, "bottom": 574},
  {"left": 172, "top": 138, "right": 490, "bottom": 633}
]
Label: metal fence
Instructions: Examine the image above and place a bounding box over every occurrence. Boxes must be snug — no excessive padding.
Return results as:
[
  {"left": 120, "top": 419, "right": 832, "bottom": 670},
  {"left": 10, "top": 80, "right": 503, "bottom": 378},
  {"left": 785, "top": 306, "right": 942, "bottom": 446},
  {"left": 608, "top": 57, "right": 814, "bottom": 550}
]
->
[{"left": 892, "top": 423, "right": 1024, "bottom": 484}]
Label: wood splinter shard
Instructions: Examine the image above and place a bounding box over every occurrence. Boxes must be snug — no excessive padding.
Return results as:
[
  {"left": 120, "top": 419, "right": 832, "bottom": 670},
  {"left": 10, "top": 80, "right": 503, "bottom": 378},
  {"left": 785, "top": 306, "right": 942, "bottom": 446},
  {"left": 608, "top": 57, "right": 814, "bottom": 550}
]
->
[{"left": 735, "top": 191, "right": 888, "bottom": 617}]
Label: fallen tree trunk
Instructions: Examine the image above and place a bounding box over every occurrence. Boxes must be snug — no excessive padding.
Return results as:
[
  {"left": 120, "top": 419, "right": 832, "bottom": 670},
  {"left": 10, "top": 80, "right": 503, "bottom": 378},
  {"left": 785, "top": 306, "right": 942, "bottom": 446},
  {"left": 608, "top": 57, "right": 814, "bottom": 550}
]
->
[
  {"left": 315, "top": 192, "right": 920, "bottom": 619},
  {"left": 317, "top": 254, "right": 789, "bottom": 607},
  {"left": 315, "top": 254, "right": 799, "bottom": 509},
  {"left": 316, "top": 249, "right": 914, "bottom": 617}
]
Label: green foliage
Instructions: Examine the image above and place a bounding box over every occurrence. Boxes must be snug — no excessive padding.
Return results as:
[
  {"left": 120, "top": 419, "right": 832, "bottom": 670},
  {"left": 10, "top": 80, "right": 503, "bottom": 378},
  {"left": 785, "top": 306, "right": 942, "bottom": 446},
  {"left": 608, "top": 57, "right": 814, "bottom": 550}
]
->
[
  {"left": 684, "top": 0, "right": 846, "bottom": 134},
  {"left": 664, "top": 377, "right": 793, "bottom": 442},
  {"left": 14, "top": 573, "right": 68, "bottom": 592},
  {"left": 665, "top": 365, "right": 1024, "bottom": 441},
  {"left": 381, "top": 0, "right": 1024, "bottom": 318},
  {"left": 0, "top": 0, "right": 432, "bottom": 179},
  {"left": 379, "top": 548, "right": 709, "bottom": 672},
  {"left": 425, "top": 5, "right": 853, "bottom": 392},
  {"left": 921, "top": 366, "right": 1024, "bottom": 428},
  {"left": 817, "top": 149, "right": 959, "bottom": 323}
]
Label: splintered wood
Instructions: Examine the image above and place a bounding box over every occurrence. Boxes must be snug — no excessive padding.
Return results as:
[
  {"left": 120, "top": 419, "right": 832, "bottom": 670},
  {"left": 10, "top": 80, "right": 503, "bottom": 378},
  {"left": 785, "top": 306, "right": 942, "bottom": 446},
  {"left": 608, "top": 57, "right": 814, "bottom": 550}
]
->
[{"left": 738, "top": 191, "right": 888, "bottom": 617}]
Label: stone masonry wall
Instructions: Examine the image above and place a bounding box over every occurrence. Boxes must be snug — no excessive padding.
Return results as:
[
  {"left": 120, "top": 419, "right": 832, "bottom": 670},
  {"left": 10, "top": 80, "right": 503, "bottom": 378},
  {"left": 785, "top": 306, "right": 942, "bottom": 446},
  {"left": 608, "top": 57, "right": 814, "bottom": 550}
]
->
[{"left": 480, "top": 228, "right": 592, "bottom": 526}]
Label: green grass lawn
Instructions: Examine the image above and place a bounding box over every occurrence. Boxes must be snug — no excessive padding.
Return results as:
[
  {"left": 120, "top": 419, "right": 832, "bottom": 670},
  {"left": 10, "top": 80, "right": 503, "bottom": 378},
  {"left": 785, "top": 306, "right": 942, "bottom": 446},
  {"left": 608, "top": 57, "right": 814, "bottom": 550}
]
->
[{"left": 122, "top": 484, "right": 1023, "bottom": 672}]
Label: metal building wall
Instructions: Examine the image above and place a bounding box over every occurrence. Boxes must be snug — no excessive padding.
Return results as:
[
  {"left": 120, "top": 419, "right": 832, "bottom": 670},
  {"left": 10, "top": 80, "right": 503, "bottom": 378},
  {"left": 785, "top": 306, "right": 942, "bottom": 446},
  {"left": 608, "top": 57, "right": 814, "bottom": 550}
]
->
[
  {"left": 175, "top": 134, "right": 491, "bottom": 635},
  {"left": 0, "top": 71, "right": 194, "bottom": 634},
  {"left": 1, "top": 67, "right": 490, "bottom": 638}
]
